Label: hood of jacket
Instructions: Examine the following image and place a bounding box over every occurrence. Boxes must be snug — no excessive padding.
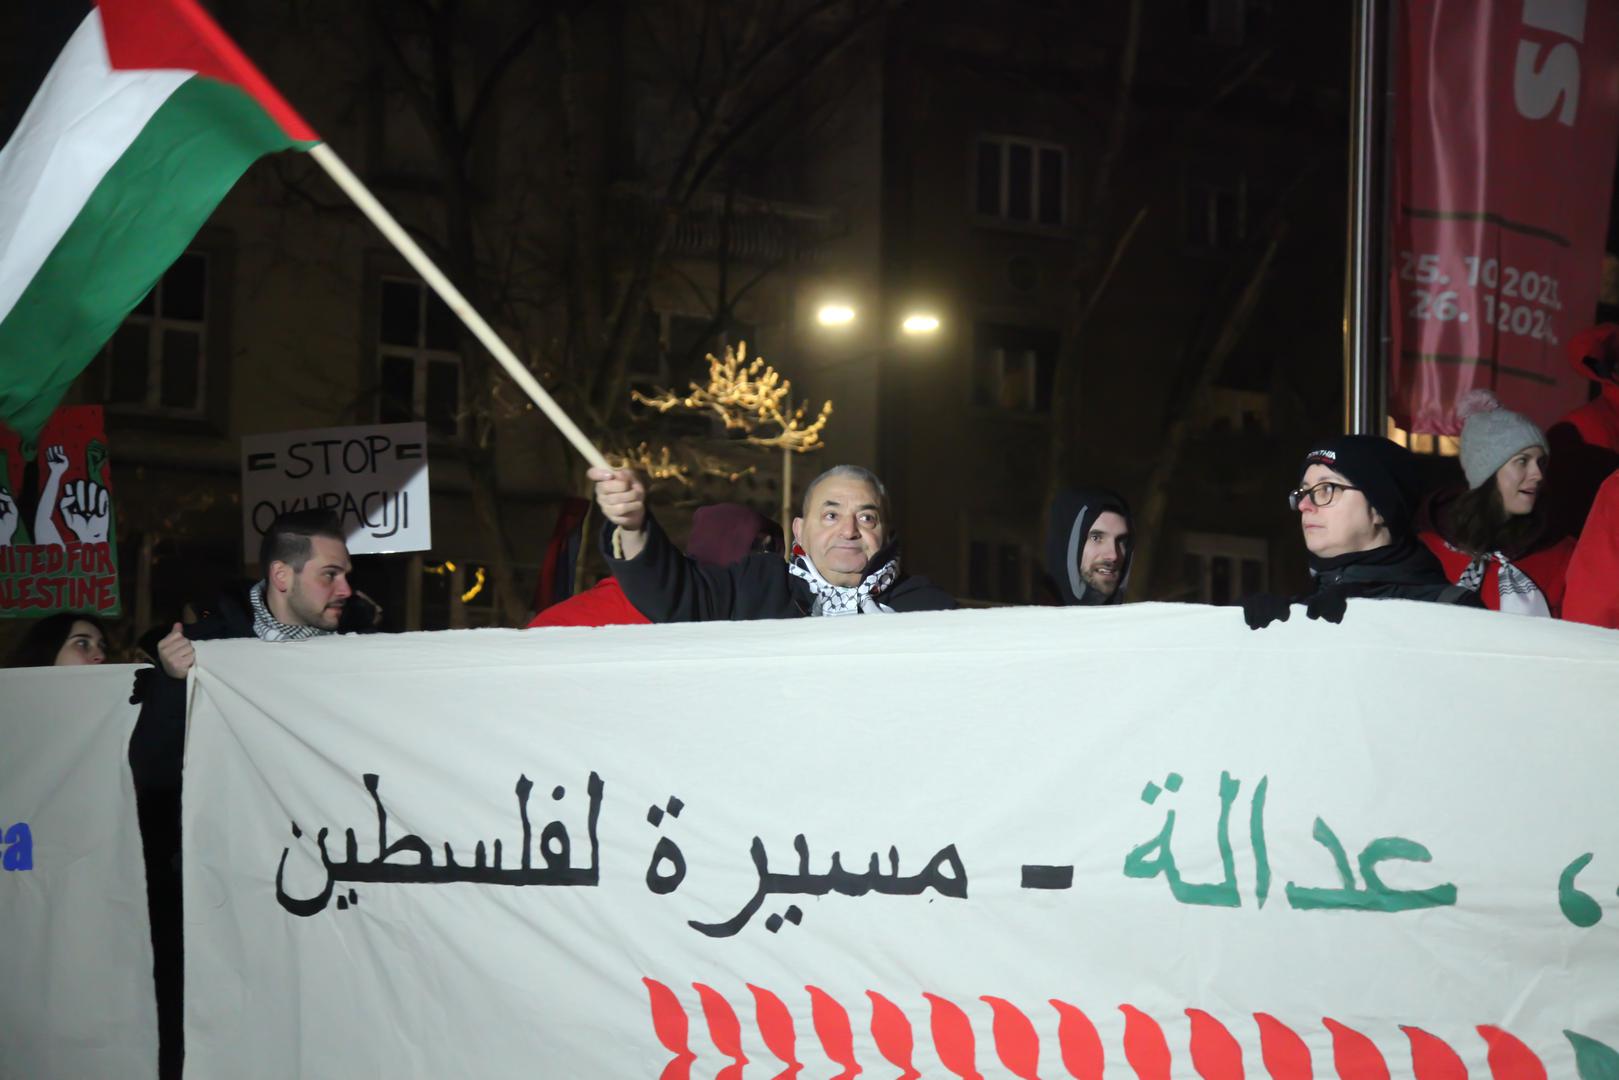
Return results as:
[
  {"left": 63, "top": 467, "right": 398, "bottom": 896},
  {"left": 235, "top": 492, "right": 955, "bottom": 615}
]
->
[
  {"left": 1044, "top": 487, "right": 1133, "bottom": 606},
  {"left": 1567, "top": 324, "right": 1619, "bottom": 405}
]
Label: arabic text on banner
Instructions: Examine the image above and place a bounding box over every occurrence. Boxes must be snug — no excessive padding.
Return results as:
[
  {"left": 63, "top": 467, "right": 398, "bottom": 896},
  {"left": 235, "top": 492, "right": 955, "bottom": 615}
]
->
[{"left": 182, "top": 604, "right": 1619, "bottom": 1077}]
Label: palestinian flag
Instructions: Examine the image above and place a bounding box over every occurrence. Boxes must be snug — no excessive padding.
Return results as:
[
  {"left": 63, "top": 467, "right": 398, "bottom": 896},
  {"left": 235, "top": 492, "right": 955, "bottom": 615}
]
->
[{"left": 0, "top": 0, "right": 317, "bottom": 440}]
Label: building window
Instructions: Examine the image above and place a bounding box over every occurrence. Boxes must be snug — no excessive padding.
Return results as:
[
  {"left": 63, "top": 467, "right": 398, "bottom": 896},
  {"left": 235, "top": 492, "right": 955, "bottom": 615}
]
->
[
  {"left": 975, "top": 136, "right": 1065, "bottom": 228},
  {"left": 377, "top": 277, "right": 462, "bottom": 440},
  {"left": 1185, "top": 172, "right": 1246, "bottom": 252},
  {"left": 98, "top": 252, "right": 209, "bottom": 416},
  {"left": 1386, "top": 417, "right": 1461, "bottom": 458},
  {"left": 1182, "top": 532, "right": 1267, "bottom": 605},
  {"left": 972, "top": 324, "right": 1058, "bottom": 413}
]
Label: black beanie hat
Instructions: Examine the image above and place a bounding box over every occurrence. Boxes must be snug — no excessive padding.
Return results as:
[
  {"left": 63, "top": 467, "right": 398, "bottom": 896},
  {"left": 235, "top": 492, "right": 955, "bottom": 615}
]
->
[{"left": 1297, "top": 435, "right": 1421, "bottom": 537}]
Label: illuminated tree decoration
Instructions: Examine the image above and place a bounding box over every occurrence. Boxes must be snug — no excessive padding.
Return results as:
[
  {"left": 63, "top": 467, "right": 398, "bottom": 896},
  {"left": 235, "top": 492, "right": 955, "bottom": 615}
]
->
[{"left": 631, "top": 342, "right": 832, "bottom": 454}]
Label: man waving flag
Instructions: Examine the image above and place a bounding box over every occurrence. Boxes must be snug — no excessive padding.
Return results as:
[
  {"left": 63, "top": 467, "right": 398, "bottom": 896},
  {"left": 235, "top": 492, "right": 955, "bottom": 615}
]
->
[{"left": 0, "top": 0, "right": 317, "bottom": 441}]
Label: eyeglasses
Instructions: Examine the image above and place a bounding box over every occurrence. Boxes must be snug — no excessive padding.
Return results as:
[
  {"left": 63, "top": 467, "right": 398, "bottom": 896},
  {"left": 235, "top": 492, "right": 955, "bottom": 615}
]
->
[{"left": 1288, "top": 480, "right": 1360, "bottom": 510}]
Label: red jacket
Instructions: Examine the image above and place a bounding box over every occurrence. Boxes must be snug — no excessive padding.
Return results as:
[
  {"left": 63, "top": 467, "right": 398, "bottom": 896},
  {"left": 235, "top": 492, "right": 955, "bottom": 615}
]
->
[
  {"left": 1565, "top": 471, "right": 1619, "bottom": 630},
  {"left": 525, "top": 579, "right": 649, "bottom": 629},
  {"left": 1418, "top": 530, "right": 1575, "bottom": 617}
]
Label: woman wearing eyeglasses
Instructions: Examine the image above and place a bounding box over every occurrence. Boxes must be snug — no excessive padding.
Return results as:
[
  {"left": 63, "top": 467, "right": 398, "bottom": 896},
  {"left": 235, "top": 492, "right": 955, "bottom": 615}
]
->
[
  {"left": 1414, "top": 391, "right": 1575, "bottom": 617},
  {"left": 1243, "top": 434, "right": 1480, "bottom": 628}
]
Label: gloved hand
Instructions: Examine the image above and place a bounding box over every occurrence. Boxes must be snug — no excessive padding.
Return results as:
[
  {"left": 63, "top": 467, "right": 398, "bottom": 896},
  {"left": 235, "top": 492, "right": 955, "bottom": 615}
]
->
[
  {"left": 1305, "top": 586, "right": 1348, "bottom": 624},
  {"left": 1241, "top": 592, "right": 1293, "bottom": 630}
]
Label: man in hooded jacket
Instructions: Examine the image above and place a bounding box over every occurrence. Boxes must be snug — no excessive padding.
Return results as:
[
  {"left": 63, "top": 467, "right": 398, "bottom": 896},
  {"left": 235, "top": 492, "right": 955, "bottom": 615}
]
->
[{"left": 1044, "top": 487, "right": 1134, "bottom": 605}]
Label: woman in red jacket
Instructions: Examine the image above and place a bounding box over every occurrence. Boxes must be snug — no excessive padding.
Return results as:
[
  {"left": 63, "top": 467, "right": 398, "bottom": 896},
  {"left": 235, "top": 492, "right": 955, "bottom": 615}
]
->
[{"left": 1417, "top": 390, "right": 1575, "bottom": 616}]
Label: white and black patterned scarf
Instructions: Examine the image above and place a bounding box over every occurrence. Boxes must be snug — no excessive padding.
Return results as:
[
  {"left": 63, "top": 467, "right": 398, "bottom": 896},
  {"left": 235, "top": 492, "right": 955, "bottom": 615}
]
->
[
  {"left": 1454, "top": 551, "right": 1551, "bottom": 617},
  {"left": 787, "top": 546, "right": 900, "bottom": 616},
  {"left": 248, "top": 580, "right": 336, "bottom": 641}
]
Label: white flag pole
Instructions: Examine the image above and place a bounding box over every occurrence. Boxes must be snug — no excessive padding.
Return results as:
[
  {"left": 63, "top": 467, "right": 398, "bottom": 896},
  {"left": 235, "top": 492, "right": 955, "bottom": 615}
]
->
[{"left": 307, "top": 143, "right": 610, "bottom": 470}]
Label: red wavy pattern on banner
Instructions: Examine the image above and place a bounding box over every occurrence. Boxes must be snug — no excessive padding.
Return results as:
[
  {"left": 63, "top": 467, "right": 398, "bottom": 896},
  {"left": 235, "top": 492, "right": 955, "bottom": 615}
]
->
[
  {"left": 747, "top": 983, "right": 801, "bottom": 1077},
  {"left": 1049, "top": 999, "right": 1105, "bottom": 1079},
  {"left": 1254, "top": 1012, "right": 1313, "bottom": 1079},
  {"left": 1187, "top": 1008, "right": 1245, "bottom": 1079},
  {"left": 924, "top": 993, "right": 983, "bottom": 1079},
  {"left": 1324, "top": 1018, "right": 1391, "bottom": 1080},
  {"left": 692, "top": 982, "right": 748, "bottom": 1080},
  {"left": 1478, "top": 1024, "right": 1548, "bottom": 1080},
  {"left": 641, "top": 978, "right": 696, "bottom": 1080},
  {"left": 980, "top": 996, "right": 1041, "bottom": 1079},
  {"left": 805, "top": 985, "right": 860, "bottom": 1080},
  {"left": 867, "top": 989, "right": 920, "bottom": 1079},
  {"left": 1120, "top": 1003, "right": 1173, "bottom": 1080},
  {"left": 645, "top": 983, "right": 1553, "bottom": 1079},
  {"left": 1402, "top": 1025, "right": 1469, "bottom": 1080}
]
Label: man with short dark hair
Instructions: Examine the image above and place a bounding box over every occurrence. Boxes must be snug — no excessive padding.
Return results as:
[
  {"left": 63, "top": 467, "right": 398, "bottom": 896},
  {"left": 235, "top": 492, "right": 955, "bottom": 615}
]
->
[
  {"left": 1045, "top": 488, "right": 1134, "bottom": 605},
  {"left": 128, "top": 508, "right": 366, "bottom": 1079},
  {"left": 151, "top": 509, "right": 354, "bottom": 678},
  {"left": 588, "top": 463, "right": 955, "bottom": 620}
]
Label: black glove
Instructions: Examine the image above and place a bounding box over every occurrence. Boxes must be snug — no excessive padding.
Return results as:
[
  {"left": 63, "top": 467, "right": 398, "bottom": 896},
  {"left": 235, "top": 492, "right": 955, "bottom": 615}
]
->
[
  {"left": 1305, "top": 586, "right": 1348, "bottom": 624},
  {"left": 1241, "top": 592, "right": 1293, "bottom": 630}
]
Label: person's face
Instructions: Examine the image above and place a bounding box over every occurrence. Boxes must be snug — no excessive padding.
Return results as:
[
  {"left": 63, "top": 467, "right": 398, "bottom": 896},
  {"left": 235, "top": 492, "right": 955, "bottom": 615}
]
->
[
  {"left": 279, "top": 536, "right": 353, "bottom": 629},
  {"left": 1494, "top": 445, "right": 1546, "bottom": 516},
  {"left": 54, "top": 620, "right": 106, "bottom": 666},
  {"left": 1079, "top": 511, "right": 1130, "bottom": 598},
  {"left": 792, "top": 476, "right": 886, "bottom": 588},
  {"left": 1296, "top": 464, "right": 1387, "bottom": 557}
]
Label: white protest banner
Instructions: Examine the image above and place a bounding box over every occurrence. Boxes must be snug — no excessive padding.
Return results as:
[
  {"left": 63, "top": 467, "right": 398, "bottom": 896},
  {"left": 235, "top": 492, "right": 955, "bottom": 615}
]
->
[
  {"left": 0, "top": 665, "right": 156, "bottom": 1079},
  {"left": 240, "top": 422, "right": 430, "bottom": 560},
  {"left": 183, "top": 603, "right": 1619, "bottom": 1078}
]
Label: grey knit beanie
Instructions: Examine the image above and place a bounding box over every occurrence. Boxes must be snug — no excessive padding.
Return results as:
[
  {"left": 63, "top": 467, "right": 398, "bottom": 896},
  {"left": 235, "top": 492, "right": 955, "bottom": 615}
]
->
[{"left": 1457, "top": 389, "right": 1547, "bottom": 489}]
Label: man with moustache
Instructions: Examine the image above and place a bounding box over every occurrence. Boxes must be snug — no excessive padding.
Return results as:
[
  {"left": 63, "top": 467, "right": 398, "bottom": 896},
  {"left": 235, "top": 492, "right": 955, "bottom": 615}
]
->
[{"left": 589, "top": 463, "right": 956, "bottom": 619}]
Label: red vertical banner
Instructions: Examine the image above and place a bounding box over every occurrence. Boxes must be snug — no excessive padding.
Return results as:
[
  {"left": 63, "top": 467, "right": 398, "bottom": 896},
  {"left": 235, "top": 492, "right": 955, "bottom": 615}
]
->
[
  {"left": 0, "top": 406, "right": 122, "bottom": 617},
  {"left": 1390, "top": 0, "right": 1619, "bottom": 434}
]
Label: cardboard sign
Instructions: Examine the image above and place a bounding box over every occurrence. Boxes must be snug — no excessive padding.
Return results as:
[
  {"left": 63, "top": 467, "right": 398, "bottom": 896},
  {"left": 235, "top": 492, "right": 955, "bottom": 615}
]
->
[
  {"left": 241, "top": 422, "right": 431, "bottom": 560},
  {"left": 0, "top": 405, "right": 120, "bottom": 616},
  {"left": 181, "top": 604, "right": 1619, "bottom": 1077}
]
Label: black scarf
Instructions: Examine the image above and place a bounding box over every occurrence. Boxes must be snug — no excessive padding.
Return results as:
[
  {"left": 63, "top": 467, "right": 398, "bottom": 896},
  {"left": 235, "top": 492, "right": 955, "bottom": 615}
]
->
[{"left": 1307, "top": 534, "right": 1447, "bottom": 589}]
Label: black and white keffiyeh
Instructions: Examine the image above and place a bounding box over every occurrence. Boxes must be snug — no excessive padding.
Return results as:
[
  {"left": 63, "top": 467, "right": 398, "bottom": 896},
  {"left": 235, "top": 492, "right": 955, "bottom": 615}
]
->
[
  {"left": 788, "top": 547, "right": 899, "bottom": 616},
  {"left": 1454, "top": 551, "right": 1550, "bottom": 617},
  {"left": 248, "top": 580, "right": 336, "bottom": 641}
]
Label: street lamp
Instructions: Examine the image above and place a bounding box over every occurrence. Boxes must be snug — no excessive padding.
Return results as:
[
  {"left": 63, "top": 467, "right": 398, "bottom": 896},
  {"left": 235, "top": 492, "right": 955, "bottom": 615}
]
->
[
  {"left": 901, "top": 313, "right": 941, "bottom": 335},
  {"left": 817, "top": 303, "right": 856, "bottom": 327}
]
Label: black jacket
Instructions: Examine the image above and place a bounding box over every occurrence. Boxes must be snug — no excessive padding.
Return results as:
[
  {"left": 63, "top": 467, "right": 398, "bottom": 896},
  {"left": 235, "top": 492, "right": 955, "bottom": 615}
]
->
[
  {"left": 603, "top": 514, "right": 957, "bottom": 621},
  {"left": 126, "top": 582, "right": 266, "bottom": 1080},
  {"left": 128, "top": 581, "right": 379, "bottom": 788},
  {"left": 128, "top": 584, "right": 257, "bottom": 792},
  {"left": 1305, "top": 536, "right": 1482, "bottom": 605}
]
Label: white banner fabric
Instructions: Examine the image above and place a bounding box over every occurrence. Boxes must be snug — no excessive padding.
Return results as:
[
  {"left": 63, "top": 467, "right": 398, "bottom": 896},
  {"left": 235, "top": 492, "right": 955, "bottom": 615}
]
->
[
  {"left": 182, "top": 602, "right": 1619, "bottom": 1079},
  {"left": 0, "top": 665, "right": 156, "bottom": 1079}
]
